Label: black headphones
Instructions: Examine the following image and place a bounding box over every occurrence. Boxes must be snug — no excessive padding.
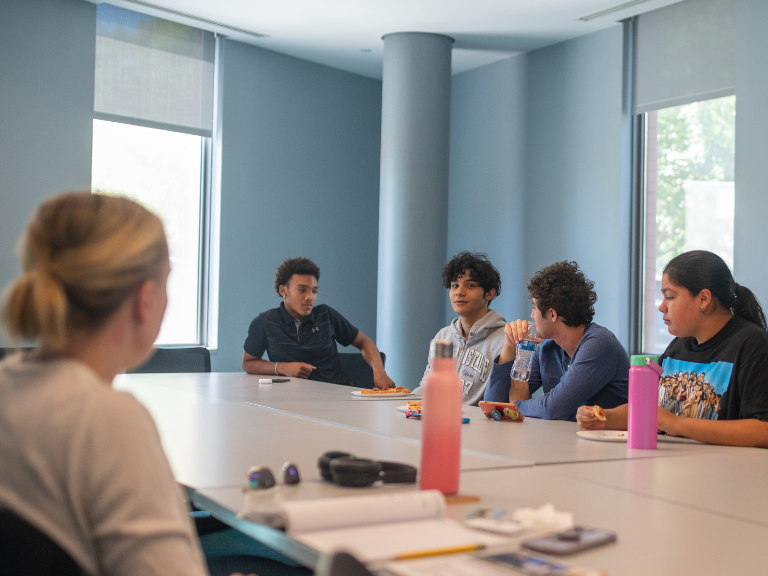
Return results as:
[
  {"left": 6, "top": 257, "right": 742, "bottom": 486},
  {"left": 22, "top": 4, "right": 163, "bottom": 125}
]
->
[{"left": 317, "top": 451, "right": 417, "bottom": 487}]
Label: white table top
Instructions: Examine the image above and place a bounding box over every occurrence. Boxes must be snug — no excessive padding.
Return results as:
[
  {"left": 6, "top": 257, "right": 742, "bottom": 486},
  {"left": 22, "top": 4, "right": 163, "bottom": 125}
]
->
[
  {"left": 115, "top": 372, "right": 733, "bottom": 466},
  {"left": 196, "top": 463, "right": 768, "bottom": 576},
  {"left": 544, "top": 450, "right": 768, "bottom": 528},
  {"left": 113, "top": 372, "right": 768, "bottom": 575},
  {"left": 115, "top": 377, "right": 528, "bottom": 487},
  {"left": 454, "top": 465, "right": 768, "bottom": 576}
]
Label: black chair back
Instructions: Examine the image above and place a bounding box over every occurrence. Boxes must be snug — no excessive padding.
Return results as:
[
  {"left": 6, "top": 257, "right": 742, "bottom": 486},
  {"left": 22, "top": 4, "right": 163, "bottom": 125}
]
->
[
  {"left": 0, "top": 348, "right": 34, "bottom": 360},
  {"left": 0, "top": 509, "right": 86, "bottom": 576},
  {"left": 338, "top": 352, "right": 386, "bottom": 388},
  {"left": 315, "top": 551, "right": 373, "bottom": 576},
  {"left": 129, "top": 347, "right": 211, "bottom": 373}
]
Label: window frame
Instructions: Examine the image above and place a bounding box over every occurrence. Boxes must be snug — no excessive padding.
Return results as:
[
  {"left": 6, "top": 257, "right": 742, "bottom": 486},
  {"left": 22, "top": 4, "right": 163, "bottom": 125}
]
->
[
  {"left": 90, "top": 116, "right": 214, "bottom": 347},
  {"left": 629, "top": 98, "right": 737, "bottom": 355}
]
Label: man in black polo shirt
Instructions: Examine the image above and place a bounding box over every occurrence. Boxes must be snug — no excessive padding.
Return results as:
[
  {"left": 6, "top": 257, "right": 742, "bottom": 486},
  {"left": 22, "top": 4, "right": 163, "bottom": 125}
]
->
[{"left": 242, "top": 257, "right": 396, "bottom": 389}]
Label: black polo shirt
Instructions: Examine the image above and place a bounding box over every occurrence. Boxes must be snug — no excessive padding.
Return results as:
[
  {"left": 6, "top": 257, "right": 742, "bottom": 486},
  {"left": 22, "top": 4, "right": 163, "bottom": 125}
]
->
[{"left": 243, "top": 303, "right": 359, "bottom": 385}]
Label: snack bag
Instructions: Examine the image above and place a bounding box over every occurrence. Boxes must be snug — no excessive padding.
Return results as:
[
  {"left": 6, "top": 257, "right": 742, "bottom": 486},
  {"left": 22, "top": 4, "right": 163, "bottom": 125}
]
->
[{"left": 479, "top": 401, "right": 525, "bottom": 422}]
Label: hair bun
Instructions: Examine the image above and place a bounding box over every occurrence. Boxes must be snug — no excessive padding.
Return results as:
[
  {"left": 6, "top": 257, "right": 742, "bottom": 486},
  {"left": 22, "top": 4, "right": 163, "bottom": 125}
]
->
[
  {"left": 2, "top": 191, "right": 169, "bottom": 349},
  {"left": 1, "top": 267, "right": 67, "bottom": 349}
]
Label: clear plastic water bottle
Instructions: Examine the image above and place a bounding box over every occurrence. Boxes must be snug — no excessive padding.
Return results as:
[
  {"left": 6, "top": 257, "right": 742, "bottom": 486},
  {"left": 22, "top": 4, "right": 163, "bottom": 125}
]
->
[{"left": 510, "top": 323, "right": 537, "bottom": 382}]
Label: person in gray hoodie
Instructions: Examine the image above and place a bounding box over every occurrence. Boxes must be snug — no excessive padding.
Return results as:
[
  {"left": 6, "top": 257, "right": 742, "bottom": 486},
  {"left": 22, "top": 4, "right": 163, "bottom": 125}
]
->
[{"left": 413, "top": 252, "right": 506, "bottom": 405}]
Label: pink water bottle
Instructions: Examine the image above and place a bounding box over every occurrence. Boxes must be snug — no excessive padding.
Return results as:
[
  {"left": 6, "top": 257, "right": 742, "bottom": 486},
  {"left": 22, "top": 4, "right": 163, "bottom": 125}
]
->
[
  {"left": 420, "top": 339, "right": 462, "bottom": 494},
  {"left": 628, "top": 354, "right": 661, "bottom": 450}
]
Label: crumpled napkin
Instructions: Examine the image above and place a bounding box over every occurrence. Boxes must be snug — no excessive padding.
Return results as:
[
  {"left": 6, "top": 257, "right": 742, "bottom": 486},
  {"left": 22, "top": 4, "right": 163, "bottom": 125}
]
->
[{"left": 511, "top": 503, "right": 574, "bottom": 532}]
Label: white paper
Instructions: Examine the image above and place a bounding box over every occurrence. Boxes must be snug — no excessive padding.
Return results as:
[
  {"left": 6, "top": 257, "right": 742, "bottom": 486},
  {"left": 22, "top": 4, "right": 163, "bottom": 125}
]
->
[
  {"left": 464, "top": 518, "right": 524, "bottom": 536},
  {"left": 294, "top": 518, "right": 510, "bottom": 563},
  {"left": 382, "top": 554, "right": 519, "bottom": 576},
  {"left": 382, "top": 554, "right": 604, "bottom": 576},
  {"left": 283, "top": 490, "right": 445, "bottom": 534},
  {"left": 511, "top": 503, "right": 573, "bottom": 531}
]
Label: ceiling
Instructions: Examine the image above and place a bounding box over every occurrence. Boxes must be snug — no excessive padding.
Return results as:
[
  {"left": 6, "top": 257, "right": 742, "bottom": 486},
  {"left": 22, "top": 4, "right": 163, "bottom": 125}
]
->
[{"left": 95, "top": 0, "right": 684, "bottom": 79}]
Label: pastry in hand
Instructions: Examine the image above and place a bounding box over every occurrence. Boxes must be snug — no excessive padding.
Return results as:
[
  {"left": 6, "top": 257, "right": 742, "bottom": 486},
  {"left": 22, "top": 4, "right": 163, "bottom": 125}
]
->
[{"left": 592, "top": 405, "right": 607, "bottom": 421}]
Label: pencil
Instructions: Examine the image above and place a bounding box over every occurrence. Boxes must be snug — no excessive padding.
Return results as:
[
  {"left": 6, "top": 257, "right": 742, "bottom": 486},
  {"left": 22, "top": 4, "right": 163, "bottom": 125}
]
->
[{"left": 395, "top": 543, "right": 486, "bottom": 560}]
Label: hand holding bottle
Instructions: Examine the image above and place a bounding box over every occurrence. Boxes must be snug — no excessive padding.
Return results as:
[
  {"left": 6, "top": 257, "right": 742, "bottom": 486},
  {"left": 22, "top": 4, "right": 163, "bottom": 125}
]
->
[
  {"left": 510, "top": 322, "right": 541, "bottom": 383},
  {"left": 504, "top": 320, "right": 543, "bottom": 346},
  {"left": 500, "top": 320, "right": 543, "bottom": 364}
]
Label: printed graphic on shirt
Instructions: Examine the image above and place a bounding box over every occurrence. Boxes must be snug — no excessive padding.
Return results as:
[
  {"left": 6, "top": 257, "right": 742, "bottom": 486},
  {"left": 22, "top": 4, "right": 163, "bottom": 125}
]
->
[
  {"left": 658, "top": 358, "right": 733, "bottom": 420},
  {"left": 456, "top": 347, "right": 491, "bottom": 396}
]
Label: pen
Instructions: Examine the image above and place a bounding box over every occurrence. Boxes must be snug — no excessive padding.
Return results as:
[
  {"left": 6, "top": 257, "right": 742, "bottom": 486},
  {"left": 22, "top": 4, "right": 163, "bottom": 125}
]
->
[
  {"left": 406, "top": 411, "right": 469, "bottom": 423},
  {"left": 395, "top": 542, "right": 486, "bottom": 560}
]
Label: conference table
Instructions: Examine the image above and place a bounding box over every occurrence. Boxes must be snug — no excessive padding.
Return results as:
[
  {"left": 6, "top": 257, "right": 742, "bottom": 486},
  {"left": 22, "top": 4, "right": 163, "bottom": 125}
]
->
[{"left": 114, "top": 372, "right": 768, "bottom": 576}]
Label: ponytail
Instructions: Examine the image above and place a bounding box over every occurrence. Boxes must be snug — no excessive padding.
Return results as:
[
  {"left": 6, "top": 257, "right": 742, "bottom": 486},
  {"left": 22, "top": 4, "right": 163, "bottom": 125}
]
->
[
  {"left": 664, "top": 250, "right": 767, "bottom": 330},
  {"left": 731, "top": 284, "right": 767, "bottom": 330}
]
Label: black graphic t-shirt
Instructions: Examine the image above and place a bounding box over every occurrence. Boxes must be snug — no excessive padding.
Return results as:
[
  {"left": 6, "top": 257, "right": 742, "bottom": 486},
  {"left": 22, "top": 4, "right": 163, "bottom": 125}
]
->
[
  {"left": 658, "top": 316, "right": 768, "bottom": 422},
  {"left": 243, "top": 303, "right": 359, "bottom": 385}
]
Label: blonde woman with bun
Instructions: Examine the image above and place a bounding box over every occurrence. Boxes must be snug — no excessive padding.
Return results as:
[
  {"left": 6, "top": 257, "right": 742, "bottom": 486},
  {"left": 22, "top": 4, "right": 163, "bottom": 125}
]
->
[{"left": 0, "top": 192, "right": 210, "bottom": 575}]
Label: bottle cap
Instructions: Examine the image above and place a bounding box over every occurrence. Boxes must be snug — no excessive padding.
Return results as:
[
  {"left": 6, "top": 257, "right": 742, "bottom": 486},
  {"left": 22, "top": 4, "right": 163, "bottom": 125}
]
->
[
  {"left": 430, "top": 339, "right": 454, "bottom": 359},
  {"left": 630, "top": 354, "right": 659, "bottom": 366}
]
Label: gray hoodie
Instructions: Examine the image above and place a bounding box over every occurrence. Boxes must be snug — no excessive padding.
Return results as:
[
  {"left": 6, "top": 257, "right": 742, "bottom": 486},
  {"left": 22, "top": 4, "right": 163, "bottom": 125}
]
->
[{"left": 413, "top": 309, "right": 507, "bottom": 406}]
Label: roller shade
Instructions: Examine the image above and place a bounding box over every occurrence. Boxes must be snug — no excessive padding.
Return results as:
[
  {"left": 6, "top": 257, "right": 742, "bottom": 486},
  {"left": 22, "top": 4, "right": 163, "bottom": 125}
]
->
[
  {"left": 633, "top": 0, "right": 735, "bottom": 114},
  {"left": 94, "top": 4, "right": 214, "bottom": 136}
]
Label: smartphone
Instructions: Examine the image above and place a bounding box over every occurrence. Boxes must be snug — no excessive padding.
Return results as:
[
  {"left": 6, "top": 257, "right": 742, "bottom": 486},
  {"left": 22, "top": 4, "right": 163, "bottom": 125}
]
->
[
  {"left": 479, "top": 550, "right": 603, "bottom": 575},
  {"left": 521, "top": 526, "right": 616, "bottom": 555},
  {"left": 258, "top": 378, "right": 290, "bottom": 383}
]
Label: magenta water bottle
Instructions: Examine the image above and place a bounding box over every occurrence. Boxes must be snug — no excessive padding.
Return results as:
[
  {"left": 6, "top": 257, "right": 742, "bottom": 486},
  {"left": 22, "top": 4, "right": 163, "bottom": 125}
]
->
[{"left": 628, "top": 354, "right": 660, "bottom": 450}]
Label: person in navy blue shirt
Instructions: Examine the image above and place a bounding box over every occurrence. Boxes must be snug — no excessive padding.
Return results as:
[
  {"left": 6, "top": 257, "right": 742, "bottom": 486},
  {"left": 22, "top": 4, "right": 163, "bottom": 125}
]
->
[
  {"left": 242, "top": 257, "right": 395, "bottom": 389},
  {"left": 484, "top": 261, "right": 629, "bottom": 421}
]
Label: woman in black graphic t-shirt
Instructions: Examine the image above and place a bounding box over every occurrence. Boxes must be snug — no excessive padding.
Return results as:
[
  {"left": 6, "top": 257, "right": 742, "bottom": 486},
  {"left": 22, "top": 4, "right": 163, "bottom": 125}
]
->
[{"left": 577, "top": 250, "right": 768, "bottom": 448}]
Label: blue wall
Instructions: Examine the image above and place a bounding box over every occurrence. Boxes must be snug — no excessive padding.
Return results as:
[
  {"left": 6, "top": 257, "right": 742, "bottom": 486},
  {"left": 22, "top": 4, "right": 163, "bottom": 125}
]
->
[
  {"left": 0, "top": 0, "right": 96, "bottom": 345},
  {"left": 212, "top": 40, "right": 383, "bottom": 371},
  {"left": 447, "top": 55, "right": 529, "bottom": 325},
  {"left": 8, "top": 1, "right": 755, "bottom": 369},
  {"left": 734, "top": 0, "right": 768, "bottom": 308},
  {"left": 525, "top": 26, "right": 626, "bottom": 342},
  {"left": 447, "top": 26, "right": 626, "bottom": 344}
]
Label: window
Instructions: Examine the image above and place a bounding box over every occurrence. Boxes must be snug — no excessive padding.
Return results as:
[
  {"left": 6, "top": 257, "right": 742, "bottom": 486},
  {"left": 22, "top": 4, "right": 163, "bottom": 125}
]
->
[
  {"left": 640, "top": 96, "right": 736, "bottom": 354},
  {"left": 91, "top": 120, "right": 206, "bottom": 345},
  {"left": 91, "top": 5, "right": 216, "bottom": 346}
]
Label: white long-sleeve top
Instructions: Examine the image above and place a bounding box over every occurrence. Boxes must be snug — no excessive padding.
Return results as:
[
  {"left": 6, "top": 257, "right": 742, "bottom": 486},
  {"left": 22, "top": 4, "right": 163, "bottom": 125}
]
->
[{"left": 0, "top": 354, "right": 209, "bottom": 576}]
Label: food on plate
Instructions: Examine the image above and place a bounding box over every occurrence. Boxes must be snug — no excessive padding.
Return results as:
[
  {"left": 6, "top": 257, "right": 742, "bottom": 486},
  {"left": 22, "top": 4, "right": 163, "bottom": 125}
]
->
[
  {"left": 359, "top": 386, "right": 411, "bottom": 395},
  {"left": 406, "top": 401, "right": 423, "bottom": 412},
  {"left": 592, "top": 405, "right": 607, "bottom": 421}
]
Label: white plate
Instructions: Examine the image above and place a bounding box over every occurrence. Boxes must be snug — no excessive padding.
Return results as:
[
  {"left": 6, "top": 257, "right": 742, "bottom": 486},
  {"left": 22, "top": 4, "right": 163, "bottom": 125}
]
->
[
  {"left": 396, "top": 404, "right": 419, "bottom": 413},
  {"left": 577, "top": 430, "right": 703, "bottom": 444},
  {"left": 351, "top": 390, "right": 413, "bottom": 398},
  {"left": 576, "top": 430, "right": 628, "bottom": 442}
]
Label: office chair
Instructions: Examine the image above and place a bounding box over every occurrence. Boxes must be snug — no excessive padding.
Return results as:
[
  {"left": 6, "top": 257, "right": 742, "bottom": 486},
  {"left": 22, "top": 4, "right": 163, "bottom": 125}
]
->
[
  {"left": 0, "top": 509, "right": 86, "bottom": 576},
  {"left": 338, "top": 352, "right": 386, "bottom": 388},
  {"left": 315, "top": 551, "right": 373, "bottom": 576},
  {"left": 0, "top": 347, "right": 34, "bottom": 360},
  {"left": 128, "top": 347, "right": 211, "bottom": 373},
  {"left": 206, "top": 553, "right": 312, "bottom": 576}
]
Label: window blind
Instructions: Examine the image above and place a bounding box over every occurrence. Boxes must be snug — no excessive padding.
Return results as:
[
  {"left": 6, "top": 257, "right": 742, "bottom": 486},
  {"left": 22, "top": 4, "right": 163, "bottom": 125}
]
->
[
  {"left": 94, "top": 4, "right": 214, "bottom": 135},
  {"left": 633, "top": 0, "right": 735, "bottom": 114}
]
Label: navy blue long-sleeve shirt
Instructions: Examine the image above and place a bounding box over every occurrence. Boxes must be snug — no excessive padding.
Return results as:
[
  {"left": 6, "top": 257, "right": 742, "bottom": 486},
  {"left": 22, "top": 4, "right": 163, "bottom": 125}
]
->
[{"left": 484, "top": 323, "right": 629, "bottom": 421}]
